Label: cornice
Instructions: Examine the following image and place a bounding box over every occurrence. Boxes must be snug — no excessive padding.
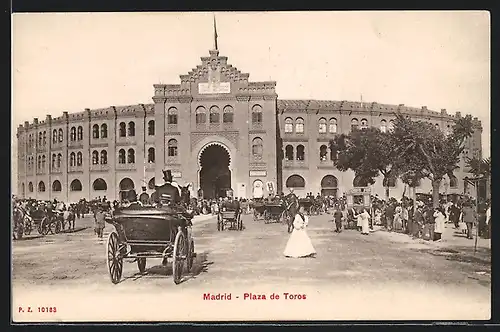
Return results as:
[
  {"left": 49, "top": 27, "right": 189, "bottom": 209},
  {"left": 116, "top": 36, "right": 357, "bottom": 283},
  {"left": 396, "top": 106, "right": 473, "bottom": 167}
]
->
[{"left": 249, "top": 130, "right": 266, "bottom": 134}]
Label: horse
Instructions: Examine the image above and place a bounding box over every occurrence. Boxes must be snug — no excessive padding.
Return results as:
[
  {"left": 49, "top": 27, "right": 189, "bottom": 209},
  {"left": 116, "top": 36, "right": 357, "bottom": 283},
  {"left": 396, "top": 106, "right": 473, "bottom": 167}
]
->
[
  {"left": 283, "top": 193, "right": 300, "bottom": 233},
  {"left": 179, "top": 184, "right": 192, "bottom": 208}
]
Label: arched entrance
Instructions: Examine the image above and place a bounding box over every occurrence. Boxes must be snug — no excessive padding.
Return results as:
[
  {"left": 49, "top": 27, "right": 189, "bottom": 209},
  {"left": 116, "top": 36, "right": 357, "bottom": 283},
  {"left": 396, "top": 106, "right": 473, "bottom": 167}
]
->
[
  {"left": 119, "top": 177, "right": 135, "bottom": 201},
  {"left": 321, "top": 175, "right": 338, "bottom": 197},
  {"left": 199, "top": 144, "right": 231, "bottom": 199}
]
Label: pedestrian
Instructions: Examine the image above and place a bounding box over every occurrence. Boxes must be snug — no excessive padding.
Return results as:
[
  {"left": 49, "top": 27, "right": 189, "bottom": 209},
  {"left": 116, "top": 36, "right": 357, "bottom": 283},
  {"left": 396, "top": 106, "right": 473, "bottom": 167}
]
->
[
  {"left": 433, "top": 207, "right": 446, "bottom": 241},
  {"left": 333, "top": 205, "right": 343, "bottom": 233},
  {"left": 385, "top": 201, "right": 395, "bottom": 232},
  {"left": 449, "top": 202, "right": 460, "bottom": 229},
  {"left": 485, "top": 202, "right": 491, "bottom": 239},
  {"left": 413, "top": 202, "right": 424, "bottom": 239},
  {"left": 360, "top": 208, "right": 371, "bottom": 235},
  {"left": 394, "top": 205, "right": 402, "bottom": 232},
  {"left": 422, "top": 205, "right": 435, "bottom": 241},
  {"left": 283, "top": 206, "right": 316, "bottom": 258},
  {"left": 401, "top": 204, "right": 409, "bottom": 234},
  {"left": 462, "top": 201, "right": 477, "bottom": 240},
  {"left": 94, "top": 206, "right": 106, "bottom": 239}
]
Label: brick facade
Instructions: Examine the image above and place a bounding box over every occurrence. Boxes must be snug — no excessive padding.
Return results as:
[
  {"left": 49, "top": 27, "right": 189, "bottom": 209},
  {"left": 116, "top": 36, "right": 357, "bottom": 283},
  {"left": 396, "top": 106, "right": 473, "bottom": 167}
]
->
[{"left": 16, "top": 50, "right": 483, "bottom": 202}]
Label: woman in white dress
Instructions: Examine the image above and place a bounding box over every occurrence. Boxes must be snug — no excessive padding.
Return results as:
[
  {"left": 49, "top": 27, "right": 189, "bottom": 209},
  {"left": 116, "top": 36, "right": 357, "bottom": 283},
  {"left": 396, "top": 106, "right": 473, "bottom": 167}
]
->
[
  {"left": 360, "top": 208, "right": 371, "bottom": 235},
  {"left": 283, "top": 206, "right": 316, "bottom": 258},
  {"left": 433, "top": 207, "right": 446, "bottom": 241}
]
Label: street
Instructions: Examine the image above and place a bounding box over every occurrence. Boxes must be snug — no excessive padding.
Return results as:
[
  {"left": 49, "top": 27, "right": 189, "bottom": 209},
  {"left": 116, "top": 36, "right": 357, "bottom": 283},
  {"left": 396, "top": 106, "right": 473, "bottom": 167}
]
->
[{"left": 12, "top": 211, "right": 491, "bottom": 322}]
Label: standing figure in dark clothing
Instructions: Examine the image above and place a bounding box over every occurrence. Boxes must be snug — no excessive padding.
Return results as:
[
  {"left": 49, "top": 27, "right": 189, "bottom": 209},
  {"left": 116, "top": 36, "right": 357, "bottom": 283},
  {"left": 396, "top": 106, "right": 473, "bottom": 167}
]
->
[{"left": 153, "top": 170, "right": 181, "bottom": 205}]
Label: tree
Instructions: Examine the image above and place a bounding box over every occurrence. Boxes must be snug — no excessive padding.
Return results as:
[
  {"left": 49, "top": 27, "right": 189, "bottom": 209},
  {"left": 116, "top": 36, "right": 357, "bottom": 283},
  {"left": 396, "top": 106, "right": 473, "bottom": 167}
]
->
[
  {"left": 392, "top": 113, "right": 474, "bottom": 208},
  {"left": 466, "top": 156, "right": 491, "bottom": 178},
  {"left": 329, "top": 127, "right": 401, "bottom": 200}
]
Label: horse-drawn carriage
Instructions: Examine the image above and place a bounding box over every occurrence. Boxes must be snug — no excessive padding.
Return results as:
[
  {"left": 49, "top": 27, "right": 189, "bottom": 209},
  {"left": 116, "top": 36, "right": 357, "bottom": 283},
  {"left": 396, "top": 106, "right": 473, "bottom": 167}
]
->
[
  {"left": 217, "top": 209, "right": 243, "bottom": 231},
  {"left": 298, "top": 198, "right": 324, "bottom": 215},
  {"left": 105, "top": 205, "right": 195, "bottom": 285},
  {"left": 262, "top": 203, "right": 287, "bottom": 224}
]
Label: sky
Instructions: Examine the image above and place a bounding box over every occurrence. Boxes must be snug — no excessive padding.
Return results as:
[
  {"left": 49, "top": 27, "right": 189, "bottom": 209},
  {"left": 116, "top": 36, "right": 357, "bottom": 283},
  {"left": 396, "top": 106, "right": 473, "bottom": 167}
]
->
[{"left": 11, "top": 11, "right": 491, "bottom": 193}]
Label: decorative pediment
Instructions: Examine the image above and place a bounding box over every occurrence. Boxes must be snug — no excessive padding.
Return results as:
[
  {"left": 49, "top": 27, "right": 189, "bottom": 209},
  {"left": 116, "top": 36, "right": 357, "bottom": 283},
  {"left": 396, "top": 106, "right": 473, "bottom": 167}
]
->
[{"left": 180, "top": 50, "right": 250, "bottom": 85}]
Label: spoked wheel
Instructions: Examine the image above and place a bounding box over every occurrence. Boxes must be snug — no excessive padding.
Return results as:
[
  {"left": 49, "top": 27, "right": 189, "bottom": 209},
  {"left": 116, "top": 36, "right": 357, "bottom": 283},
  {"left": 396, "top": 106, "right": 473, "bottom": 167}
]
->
[
  {"left": 49, "top": 219, "right": 58, "bottom": 234},
  {"left": 37, "top": 221, "right": 43, "bottom": 235},
  {"left": 106, "top": 232, "right": 123, "bottom": 284},
  {"left": 172, "top": 229, "right": 186, "bottom": 285},
  {"left": 137, "top": 258, "right": 147, "bottom": 274},
  {"left": 237, "top": 214, "right": 243, "bottom": 231},
  {"left": 253, "top": 210, "right": 258, "bottom": 221},
  {"left": 187, "top": 240, "right": 194, "bottom": 272},
  {"left": 24, "top": 221, "right": 32, "bottom": 235},
  {"left": 41, "top": 218, "right": 50, "bottom": 235}
]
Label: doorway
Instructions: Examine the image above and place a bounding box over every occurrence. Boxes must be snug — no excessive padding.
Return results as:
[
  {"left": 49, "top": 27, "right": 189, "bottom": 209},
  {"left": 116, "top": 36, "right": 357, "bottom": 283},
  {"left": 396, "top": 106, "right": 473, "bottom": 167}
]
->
[{"left": 199, "top": 144, "right": 231, "bottom": 199}]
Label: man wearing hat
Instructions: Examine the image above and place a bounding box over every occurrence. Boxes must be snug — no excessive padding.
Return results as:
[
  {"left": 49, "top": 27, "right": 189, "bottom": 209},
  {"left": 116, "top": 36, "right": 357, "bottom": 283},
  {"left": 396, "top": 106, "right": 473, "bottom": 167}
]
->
[{"left": 153, "top": 170, "right": 181, "bottom": 205}]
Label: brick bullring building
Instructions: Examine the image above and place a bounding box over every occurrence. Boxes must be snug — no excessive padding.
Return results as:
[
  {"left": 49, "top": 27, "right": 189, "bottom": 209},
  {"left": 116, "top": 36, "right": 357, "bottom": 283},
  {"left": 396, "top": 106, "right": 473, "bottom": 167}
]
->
[{"left": 16, "top": 49, "right": 483, "bottom": 202}]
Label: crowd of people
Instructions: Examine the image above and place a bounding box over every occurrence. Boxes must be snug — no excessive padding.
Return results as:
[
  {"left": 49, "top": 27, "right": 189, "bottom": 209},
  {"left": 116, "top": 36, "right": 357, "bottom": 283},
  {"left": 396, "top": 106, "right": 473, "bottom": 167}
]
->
[{"left": 328, "top": 194, "right": 491, "bottom": 241}]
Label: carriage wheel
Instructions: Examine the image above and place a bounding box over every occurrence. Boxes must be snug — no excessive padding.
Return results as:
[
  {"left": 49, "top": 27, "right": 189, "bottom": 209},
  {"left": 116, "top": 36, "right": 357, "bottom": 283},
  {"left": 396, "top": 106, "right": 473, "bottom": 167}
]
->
[
  {"left": 217, "top": 215, "right": 221, "bottom": 231},
  {"left": 48, "top": 219, "right": 58, "bottom": 235},
  {"left": 137, "top": 258, "right": 147, "bottom": 274},
  {"left": 41, "top": 218, "right": 50, "bottom": 235},
  {"left": 37, "top": 221, "right": 43, "bottom": 235},
  {"left": 106, "top": 232, "right": 123, "bottom": 284},
  {"left": 187, "top": 240, "right": 194, "bottom": 272},
  {"left": 172, "top": 230, "right": 186, "bottom": 285},
  {"left": 24, "top": 219, "right": 32, "bottom": 236},
  {"left": 253, "top": 210, "right": 258, "bottom": 221}
]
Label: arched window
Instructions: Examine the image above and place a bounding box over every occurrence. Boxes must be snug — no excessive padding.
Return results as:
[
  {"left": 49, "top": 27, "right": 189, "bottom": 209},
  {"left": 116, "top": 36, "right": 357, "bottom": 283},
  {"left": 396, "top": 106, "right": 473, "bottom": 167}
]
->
[
  {"left": 360, "top": 118, "right": 368, "bottom": 129},
  {"left": 70, "top": 152, "right": 76, "bottom": 166},
  {"left": 127, "top": 149, "right": 135, "bottom": 163},
  {"left": 119, "top": 122, "right": 126, "bottom": 137},
  {"left": 70, "top": 179, "right": 83, "bottom": 191},
  {"left": 41, "top": 155, "right": 46, "bottom": 169},
  {"left": 449, "top": 174, "right": 458, "bottom": 188},
  {"left": 100, "top": 150, "right": 107, "bottom": 164},
  {"left": 252, "top": 105, "right": 263, "bottom": 124},
  {"left": 101, "top": 123, "right": 108, "bottom": 138},
  {"left": 285, "top": 145, "right": 294, "bottom": 161},
  {"left": 118, "top": 149, "right": 126, "bottom": 164},
  {"left": 128, "top": 122, "right": 135, "bottom": 136},
  {"left": 148, "top": 147, "right": 155, "bottom": 163},
  {"left": 388, "top": 120, "right": 395, "bottom": 133},
  {"left": 148, "top": 120, "right": 155, "bottom": 135},
  {"left": 167, "top": 107, "right": 178, "bottom": 125},
  {"left": 223, "top": 105, "right": 234, "bottom": 123},
  {"left": 42, "top": 131, "right": 46, "bottom": 145},
  {"left": 76, "top": 152, "right": 82, "bottom": 166},
  {"left": 119, "top": 178, "right": 135, "bottom": 191},
  {"left": 38, "top": 181, "right": 46, "bottom": 192},
  {"left": 38, "top": 132, "right": 43, "bottom": 146},
  {"left": 195, "top": 106, "right": 207, "bottom": 124},
  {"left": 58, "top": 128, "right": 63, "bottom": 142},
  {"left": 37, "top": 155, "right": 42, "bottom": 170},
  {"left": 209, "top": 106, "right": 220, "bottom": 123},
  {"left": 148, "top": 177, "right": 155, "bottom": 190},
  {"left": 380, "top": 119, "right": 387, "bottom": 133},
  {"left": 167, "top": 139, "right": 178, "bottom": 157},
  {"left": 77, "top": 126, "right": 83, "bottom": 140},
  {"left": 284, "top": 118, "right": 293, "bottom": 133},
  {"left": 321, "top": 175, "right": 338, "bottom": 188},
  {"left": 57, "top": 153, "right": 62, "bottom": 168},
  {"left": 92, "top": 150, "right": 99, "bottom": 165},
  {"left": 351, "top": 118, "right": 359, "bottom": 131},
  {"left": 92, "top": 124, "right": 99, "bottom": 139},
  {"left": 52, "top": 180, "right": 62, "bottom": 192},
  {"left": 252, "top": 137, "right": 263, "bottom": 159},
  {"left": 318, "top": 118, "right": 327, "bottom": 133},
  {"left": 383, "top": 176, "right": 397, "bottom": 188},
  {"left": 296, "top": 144, "right": 305, "bottom": 161},
  {"left": 286, "top": 175, "right": 305, "bottom": 188},
  {"left": 93, "top": 178, "right": 107, "bottom": 191},
  {"left": 353, "top": 175, "right": 369, "bottom": 187},
  {"left": 52, "top": 129, "right": 57, "bottom": 143},
  {"left": 319, "top": 145, "right": 328, "bottom": 161},
  {"left": 51, "top": 154, "right": 56, "bottom": 169},
  {"left": 28, "top": 182, "right": 33, "bottom": 192},
  {"left": 329, "top": 118, "right": 337, "bottom": 133},
  {"left": 295, "top": 118, "right": 304, "bottom": 133}
]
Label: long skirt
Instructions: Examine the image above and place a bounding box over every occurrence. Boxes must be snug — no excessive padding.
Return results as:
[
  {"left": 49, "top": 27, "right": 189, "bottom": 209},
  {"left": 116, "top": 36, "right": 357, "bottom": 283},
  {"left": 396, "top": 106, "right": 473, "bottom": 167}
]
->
[
  {"left": 283, "top": 228, "right": 316, "bottom": 258},
  {"left": 361, "top": 218, "right": 370, "bottom": 234}
]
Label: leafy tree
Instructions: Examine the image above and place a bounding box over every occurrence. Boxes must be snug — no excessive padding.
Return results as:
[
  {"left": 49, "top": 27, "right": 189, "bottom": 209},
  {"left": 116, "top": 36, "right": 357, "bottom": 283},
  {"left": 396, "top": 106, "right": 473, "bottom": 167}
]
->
[
  {"left": 329, "top": 127, "right": 401, "bottom": 200},
  {"left": 392, "top": 113, "right": 474, "bottom": 207},
  {"left": 466, "top": 156, "right": 491, "bottom": 178}
]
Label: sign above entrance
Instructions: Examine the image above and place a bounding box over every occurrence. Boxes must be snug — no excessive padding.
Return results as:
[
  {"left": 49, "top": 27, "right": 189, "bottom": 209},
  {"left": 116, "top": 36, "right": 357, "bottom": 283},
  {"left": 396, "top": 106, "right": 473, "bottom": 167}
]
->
[
  {"left": 198, "top": 82, "right": 230, "bottom": 94},
  {"left": 249, "top": 170, "right": 267, "bottom": 177}
]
